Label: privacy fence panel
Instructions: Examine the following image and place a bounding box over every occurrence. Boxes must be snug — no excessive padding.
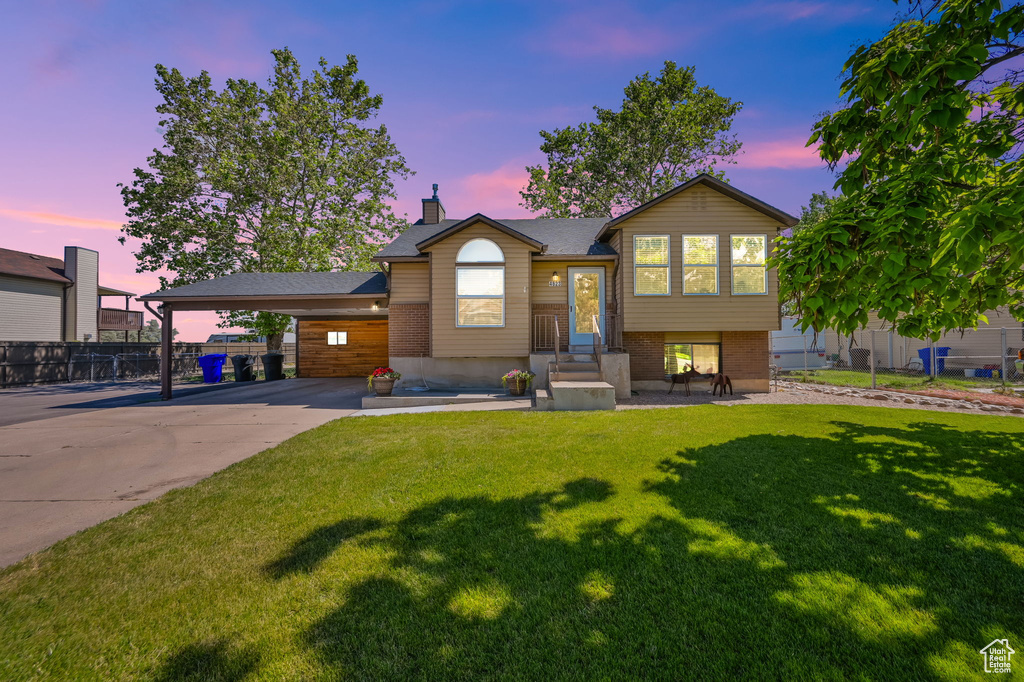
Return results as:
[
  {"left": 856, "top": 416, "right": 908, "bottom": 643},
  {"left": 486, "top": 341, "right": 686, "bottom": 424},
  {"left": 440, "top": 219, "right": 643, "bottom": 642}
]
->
[{"left": 0, "top": 342, "right": 296, "bottom": 388}]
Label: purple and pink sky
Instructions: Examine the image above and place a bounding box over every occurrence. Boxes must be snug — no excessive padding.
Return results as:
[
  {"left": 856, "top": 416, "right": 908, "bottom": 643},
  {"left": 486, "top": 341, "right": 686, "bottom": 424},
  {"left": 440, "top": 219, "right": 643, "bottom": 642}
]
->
[{"left": 0, "top": 0, "right": 897, "bottom": 340}]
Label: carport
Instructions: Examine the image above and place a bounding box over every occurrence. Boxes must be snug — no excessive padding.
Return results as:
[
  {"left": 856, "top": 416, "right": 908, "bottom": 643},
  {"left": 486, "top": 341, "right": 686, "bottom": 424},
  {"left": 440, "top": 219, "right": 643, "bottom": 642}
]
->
[{"left": 138, "top": 271, "right": 389, "bottom": 400}]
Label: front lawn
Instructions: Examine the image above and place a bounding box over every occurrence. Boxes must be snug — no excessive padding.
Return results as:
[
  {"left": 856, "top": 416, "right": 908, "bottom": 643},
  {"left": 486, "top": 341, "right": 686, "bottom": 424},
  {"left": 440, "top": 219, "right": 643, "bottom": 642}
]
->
[{"left": 2, "top": 406, "right": 1023, "bottom": 680}]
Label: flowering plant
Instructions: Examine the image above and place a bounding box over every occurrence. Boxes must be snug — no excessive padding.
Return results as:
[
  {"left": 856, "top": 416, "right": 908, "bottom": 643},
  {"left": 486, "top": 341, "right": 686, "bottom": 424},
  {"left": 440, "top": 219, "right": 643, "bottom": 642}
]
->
[
  {"left": 367, "top": 366, "right": 401, "bottom": 389},
  {"left": 500, "top": 369, "right": 535, "bottom": 387}
]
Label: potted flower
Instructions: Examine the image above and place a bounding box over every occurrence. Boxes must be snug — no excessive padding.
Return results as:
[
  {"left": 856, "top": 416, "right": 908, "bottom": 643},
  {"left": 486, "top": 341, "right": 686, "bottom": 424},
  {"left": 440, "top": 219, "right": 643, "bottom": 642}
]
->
[
  {"left": 368, "top": 367, "right": 401, "bottom": 396},
  {"left": 501, "top": 369, "right": 534, "bottom": 396}
]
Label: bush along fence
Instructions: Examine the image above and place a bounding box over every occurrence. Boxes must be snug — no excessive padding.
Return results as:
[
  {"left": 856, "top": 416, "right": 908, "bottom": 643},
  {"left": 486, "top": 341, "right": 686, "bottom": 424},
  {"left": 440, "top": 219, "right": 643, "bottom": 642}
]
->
[
  {"left": 771, "top": 327, "right": 1024, "bottom": 389},
  {"left": 0, "top": 342, "right": 296, "bottom": 388}
]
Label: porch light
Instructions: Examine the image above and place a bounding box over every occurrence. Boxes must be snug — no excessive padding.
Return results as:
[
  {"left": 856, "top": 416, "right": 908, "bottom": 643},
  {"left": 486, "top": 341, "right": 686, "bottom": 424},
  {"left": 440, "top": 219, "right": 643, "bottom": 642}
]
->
[
  {"left": 372, "top": 301, "right": 380, "bottom": 311},
  {"left": 551, "top": 271, "right": 560, "bottom": 283}
]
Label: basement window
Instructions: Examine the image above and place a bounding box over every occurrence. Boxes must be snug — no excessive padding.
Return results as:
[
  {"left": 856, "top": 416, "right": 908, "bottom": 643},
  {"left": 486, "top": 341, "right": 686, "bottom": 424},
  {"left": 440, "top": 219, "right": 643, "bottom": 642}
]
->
[
  {"left": 327, "top": 331, "right": 348, "bottom": 345},
  {"left": 664, "top": 343, "right": 721, "bottom": 376}
]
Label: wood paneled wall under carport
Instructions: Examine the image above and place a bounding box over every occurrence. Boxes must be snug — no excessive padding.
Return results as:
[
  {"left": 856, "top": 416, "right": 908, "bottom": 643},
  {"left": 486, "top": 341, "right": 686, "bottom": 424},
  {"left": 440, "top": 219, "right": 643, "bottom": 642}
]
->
[{"left": 297, "top": 319, "right": 389, "bottom": 377}]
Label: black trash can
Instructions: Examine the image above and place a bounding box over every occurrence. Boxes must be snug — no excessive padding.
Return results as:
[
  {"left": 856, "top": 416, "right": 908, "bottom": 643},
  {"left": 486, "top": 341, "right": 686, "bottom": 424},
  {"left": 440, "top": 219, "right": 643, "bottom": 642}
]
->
[
  {"left": 261, "top": 353, "right": 285, "bottom": 381},
  {"left": 231, "top": 354, "right": 255, "bottom": 382},
  {"left": 850, "top": 348, "right": 871, "bottom": 370}
]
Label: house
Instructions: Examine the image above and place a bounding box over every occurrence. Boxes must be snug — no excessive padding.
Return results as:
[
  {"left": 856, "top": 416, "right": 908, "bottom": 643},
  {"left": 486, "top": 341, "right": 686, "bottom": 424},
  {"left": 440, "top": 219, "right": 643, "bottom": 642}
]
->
[
  {"left": 207, "top": 331, "right": 297, "bottom": 344},
  {"left": 140, "top": 175, "right": 798, "bottom": 403},
  {"left": 0, "top": 246, "right": 144, "bottom": 342}
]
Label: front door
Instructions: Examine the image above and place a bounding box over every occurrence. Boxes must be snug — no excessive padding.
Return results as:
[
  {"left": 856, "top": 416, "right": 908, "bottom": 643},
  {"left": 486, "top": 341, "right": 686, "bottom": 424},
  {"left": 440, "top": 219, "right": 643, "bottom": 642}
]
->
[{"left": 568, "top": 267, "right": 606, "bottom": 347}]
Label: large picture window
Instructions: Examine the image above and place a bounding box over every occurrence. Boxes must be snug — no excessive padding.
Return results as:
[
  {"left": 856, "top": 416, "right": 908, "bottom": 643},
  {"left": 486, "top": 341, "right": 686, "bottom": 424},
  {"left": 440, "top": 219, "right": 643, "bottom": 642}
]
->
[
  {"left": 634, "top": 235, "right": 670, "bottom": 295},
  {"left": 456, "top": 238, "right": 505, "bottom": 327},
  {"left": 664, "top": 343, "right": 721, "bottom": 375},
  {"left": 682, "top": 235, "right": 718, "bottom": 295},
  {"left": 731, "top": 235, "right": 767, "bottom": 295}
]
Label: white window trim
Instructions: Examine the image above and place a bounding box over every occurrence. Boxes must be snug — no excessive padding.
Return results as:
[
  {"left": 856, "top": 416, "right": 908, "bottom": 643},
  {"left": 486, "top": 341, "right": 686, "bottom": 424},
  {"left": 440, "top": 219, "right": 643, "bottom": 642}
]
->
[
  {"left": 730, "top": 233, "right": 768, "bottom": 296},
  {"left": 455, "top": 265, "right": 505, "bottom": 328},
  {"left": 633, "top": 234, "right": 671, "bottom": 296},
  {"left": 682, "top": 234, "right": 719, "bottom": 296}
]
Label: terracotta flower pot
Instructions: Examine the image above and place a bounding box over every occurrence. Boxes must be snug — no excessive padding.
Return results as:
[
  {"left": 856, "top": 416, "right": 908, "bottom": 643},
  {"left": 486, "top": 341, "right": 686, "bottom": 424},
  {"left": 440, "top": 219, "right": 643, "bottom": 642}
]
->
[{"left": 372, "top": 377, "right": 396, "bottom": 396}]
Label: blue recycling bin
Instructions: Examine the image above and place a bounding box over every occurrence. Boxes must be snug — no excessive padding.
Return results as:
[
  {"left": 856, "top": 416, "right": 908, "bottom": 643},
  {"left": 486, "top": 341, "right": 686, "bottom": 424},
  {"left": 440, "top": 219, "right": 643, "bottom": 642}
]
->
[
  {"left": 197, "top": 353, "right": 228, "bottom": 383},
  {"left": 916, "top": 347, "right": 951, "bottom": 374}
]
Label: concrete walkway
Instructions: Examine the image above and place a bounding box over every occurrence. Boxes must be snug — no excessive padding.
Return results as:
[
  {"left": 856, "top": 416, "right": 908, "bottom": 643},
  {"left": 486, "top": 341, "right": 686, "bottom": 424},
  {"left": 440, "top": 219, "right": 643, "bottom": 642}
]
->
[{"left": 0, "top": 378, "right": 364, "bottom": 567}]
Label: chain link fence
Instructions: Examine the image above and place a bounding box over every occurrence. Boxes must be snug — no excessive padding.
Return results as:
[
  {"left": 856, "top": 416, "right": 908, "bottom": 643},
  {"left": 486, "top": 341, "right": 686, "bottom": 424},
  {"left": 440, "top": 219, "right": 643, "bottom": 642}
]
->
[{"left": 772, "top": 327, "right": 1024, "bottom": 389}]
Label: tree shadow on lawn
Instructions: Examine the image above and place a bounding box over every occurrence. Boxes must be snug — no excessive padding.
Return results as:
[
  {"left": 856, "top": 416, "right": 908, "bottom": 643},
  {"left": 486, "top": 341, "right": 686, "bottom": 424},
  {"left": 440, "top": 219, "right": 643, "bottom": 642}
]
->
[
  {"left": 263, "top": 517, "right": 383, "bottom": 579},
  {"left": 150, "top": 638, "right": 260, "bottom": 682},
  {"left": 294, "top": 420, "right": 1024, "bottom": 679},
  {"left": 187, "top": 418, "right": 1018, "bottom": 680}
]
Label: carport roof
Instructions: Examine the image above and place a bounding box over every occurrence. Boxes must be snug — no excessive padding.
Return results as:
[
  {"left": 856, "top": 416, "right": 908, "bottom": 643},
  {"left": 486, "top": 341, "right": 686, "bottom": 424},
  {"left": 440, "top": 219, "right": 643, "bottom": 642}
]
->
[{"left": 139, "top": 271, "right": 387, "bottom": 300}]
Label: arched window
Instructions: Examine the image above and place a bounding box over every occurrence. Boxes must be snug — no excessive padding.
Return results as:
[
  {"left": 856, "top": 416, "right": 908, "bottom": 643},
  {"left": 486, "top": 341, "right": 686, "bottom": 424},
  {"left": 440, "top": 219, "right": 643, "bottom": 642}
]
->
[
  {"left": 457, "top": 238, "right": 504, "bottom": 263},
  {"left": 456, "top": 239, "right": 505, "bottom": 326}
]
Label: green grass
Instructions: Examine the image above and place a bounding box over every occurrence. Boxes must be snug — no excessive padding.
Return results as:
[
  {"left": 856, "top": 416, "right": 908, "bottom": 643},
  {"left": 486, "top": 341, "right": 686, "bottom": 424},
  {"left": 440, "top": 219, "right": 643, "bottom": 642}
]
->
[
  {"left": 784, "top": 368, "right": 1008, "bottom": 392},
  {"left": 2, "top": 406, "right": 1023, "bottom": 680}
]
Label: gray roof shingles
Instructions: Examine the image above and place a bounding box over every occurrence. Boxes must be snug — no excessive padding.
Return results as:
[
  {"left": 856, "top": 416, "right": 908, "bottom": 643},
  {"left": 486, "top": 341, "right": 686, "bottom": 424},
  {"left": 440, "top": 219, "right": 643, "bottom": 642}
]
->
[
  {"left": 141, "top": 271, "right": 387, "bottom": 299},
  {"left": 373, "top": 218, "right": 615, "bottom": 259}
]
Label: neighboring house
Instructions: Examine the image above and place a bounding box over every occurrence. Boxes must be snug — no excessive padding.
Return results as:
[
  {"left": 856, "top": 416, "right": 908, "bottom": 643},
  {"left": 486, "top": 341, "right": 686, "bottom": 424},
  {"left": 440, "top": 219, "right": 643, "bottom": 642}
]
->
[
  {"left": 141, "top": 175, "right": 798, "bottom": 400},
  {"left": 771, "top": 317, "right": 828, "bottom": 370},
  {"left": 0, "top": 246, "right": 143, "bottom": 342},
  {"left": 207, "top": 331, "right": 297, "bottom": 343}
]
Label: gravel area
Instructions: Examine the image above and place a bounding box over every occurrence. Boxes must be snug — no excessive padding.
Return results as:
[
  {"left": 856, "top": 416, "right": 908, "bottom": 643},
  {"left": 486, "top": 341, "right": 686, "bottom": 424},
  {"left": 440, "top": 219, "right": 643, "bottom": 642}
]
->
[{"left": 617, "top": 382, "right": 1024, "bottom": 418}]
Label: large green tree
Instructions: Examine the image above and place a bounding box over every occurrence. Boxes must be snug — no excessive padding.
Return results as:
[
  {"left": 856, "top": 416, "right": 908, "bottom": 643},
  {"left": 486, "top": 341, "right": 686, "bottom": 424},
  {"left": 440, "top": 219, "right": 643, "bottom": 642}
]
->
[
  {"left": 120, "top": 48, "right": 411, "bottom": 350},
  {"left": 520, "top": 62, "right": 742, "bottom": 218},
  {"left": 776, "top": 0, "right": 1024, "bottom": 338}
]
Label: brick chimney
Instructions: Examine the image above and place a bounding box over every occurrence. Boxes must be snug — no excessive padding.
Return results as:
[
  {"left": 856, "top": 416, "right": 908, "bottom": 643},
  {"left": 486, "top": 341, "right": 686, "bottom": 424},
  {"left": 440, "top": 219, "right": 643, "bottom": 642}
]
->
[{"left": 421, "top": 183, "right": 445, "bottom": 224}]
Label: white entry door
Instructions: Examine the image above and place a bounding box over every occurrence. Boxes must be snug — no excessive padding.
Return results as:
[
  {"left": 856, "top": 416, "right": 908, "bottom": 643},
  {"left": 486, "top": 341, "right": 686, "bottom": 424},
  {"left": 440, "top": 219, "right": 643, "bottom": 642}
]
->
[{"left": 568, "top": 267, "right": 606, "bottom": 347}]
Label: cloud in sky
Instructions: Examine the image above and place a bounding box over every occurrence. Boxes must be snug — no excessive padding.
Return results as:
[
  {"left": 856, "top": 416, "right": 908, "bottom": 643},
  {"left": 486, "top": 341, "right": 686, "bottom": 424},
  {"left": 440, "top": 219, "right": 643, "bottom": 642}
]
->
[
  {"left": 737, "top": 137, "right": 823, "bottom": 169},
  {"left": 734, "top": 1, "right": 871, "bottom": 25},
  {"left": 531, "top": 2, "right": 688, "bottom": 59},
  {"left": 454, "top": 160, "right": 534, "bottom": 218},
  {"left": 0, "top": 207, "right": 123, "bottom": 231}
]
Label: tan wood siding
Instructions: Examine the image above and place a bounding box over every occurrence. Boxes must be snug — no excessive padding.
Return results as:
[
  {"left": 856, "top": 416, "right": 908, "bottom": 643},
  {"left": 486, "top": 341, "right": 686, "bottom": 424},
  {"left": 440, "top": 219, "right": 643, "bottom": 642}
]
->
[
  {"left": 0, "top": 275, "right": 64, "bottom": 341},
  {"left": 615, "top": 185, "right": 782, "bottom": 332},
  {"left": 423, "top": 222, "right": 533, "bottom": 357},
  {"left": 297, "top": 319, "right": 389, "bottom": 377},
  {"left": 531, "top": 262, "right": 613, "bottom": 305},
  {"left": 389, "top": 262, "right": 429, "bottom": 303}
]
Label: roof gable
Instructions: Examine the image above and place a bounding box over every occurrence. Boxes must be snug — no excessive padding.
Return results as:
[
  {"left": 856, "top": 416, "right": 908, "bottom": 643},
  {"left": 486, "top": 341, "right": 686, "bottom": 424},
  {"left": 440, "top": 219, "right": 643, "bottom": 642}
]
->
[
  {"left": 596, "top": 174, "right": 798, "bottom": 240},
  {"left": 415, "top": 214, "right": 545, "bottom": 252}
]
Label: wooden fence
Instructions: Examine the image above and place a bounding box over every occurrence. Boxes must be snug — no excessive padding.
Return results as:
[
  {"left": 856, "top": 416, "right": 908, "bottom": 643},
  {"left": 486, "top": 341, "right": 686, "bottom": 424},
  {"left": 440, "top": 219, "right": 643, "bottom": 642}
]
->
[{"left": 0, "top": 341, "right": 297, "bottom": 388}]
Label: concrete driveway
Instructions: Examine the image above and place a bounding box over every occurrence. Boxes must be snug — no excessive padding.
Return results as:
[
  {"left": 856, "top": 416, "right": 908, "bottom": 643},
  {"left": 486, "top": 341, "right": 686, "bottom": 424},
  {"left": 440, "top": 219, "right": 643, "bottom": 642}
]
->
[{"left": 0, "top": 378, "right": 364, "bottom": 567}]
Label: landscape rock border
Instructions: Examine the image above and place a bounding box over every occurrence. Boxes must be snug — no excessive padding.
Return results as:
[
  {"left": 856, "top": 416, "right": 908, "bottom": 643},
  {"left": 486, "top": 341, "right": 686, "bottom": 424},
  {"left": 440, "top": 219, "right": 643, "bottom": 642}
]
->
[{"left": 778, "top": 381, "right": 1024, "bottom": 416}]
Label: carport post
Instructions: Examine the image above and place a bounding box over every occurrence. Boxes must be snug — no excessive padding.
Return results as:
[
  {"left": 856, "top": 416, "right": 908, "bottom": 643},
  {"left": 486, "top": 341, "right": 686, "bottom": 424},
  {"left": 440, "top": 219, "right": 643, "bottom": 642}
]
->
[{"left": 161, "top": 304, "right": 173, "bottom": 400}]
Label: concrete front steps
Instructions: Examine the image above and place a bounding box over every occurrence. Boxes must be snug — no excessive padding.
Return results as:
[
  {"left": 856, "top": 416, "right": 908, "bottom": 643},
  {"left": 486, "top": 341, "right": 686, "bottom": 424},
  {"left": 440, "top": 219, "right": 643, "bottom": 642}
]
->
[{"left": 534, "top": 357, "right": 616, "bottom": 411}]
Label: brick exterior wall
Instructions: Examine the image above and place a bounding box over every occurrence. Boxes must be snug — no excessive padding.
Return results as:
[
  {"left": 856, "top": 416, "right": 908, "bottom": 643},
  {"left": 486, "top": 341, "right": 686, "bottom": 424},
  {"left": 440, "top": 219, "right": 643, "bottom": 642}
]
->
[
  {"left": 623, "top": 331, "right": 665, "bottom": 380},
  {"left": 388, "top": 303, "right": 430, "bottom": 357},
  {"left": 721, "top": 331, "right": 770, "bottom": 380}
]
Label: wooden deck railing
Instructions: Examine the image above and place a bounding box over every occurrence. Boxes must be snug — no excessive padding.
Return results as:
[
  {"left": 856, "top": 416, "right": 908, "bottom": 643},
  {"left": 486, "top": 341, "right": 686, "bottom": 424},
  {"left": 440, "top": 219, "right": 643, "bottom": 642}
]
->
[{"left": 97, "top": 308, "right": 144, "bottom": 331}]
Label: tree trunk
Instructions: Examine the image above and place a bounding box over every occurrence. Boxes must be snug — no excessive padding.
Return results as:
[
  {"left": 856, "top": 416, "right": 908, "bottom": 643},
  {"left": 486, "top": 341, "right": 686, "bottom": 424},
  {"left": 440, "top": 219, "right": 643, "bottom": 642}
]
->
[{"left": 266, "top": 332, "right": 284, "bottom": 353}]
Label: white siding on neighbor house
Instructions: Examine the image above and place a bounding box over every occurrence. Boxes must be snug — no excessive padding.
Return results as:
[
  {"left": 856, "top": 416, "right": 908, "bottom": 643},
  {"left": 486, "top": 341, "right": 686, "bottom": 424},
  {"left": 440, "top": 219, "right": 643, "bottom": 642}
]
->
[{"left": 0, "top": 275, "right": 64, "bottom": 341}]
